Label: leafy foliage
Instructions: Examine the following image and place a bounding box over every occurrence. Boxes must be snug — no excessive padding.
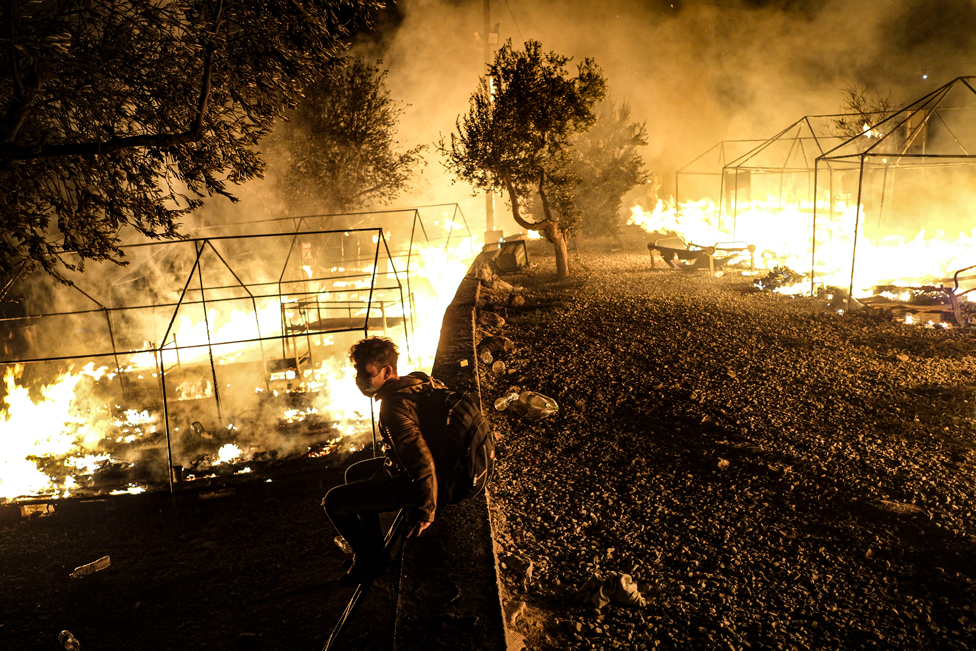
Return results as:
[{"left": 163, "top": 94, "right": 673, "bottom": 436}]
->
[
  {"left": 440, "top": 39, "right": 606, "bottom": 278},
  {"left": 0, "top": 0, "right": 378, "bottom": 283},
  {"left": 263, "top": 58, "right": 426, "bottom": 215},
  {"left": 569, "top": 98, "right": 648, "bottom": 238}
]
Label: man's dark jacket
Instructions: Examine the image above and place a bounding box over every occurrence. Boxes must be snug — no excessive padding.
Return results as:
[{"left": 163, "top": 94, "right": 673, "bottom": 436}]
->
[{"left": 374, "top": 371, "right": 446, "bottom": 524}]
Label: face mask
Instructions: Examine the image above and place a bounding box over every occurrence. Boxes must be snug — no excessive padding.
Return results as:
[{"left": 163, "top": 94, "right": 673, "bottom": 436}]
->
[{"left": 356, "top": 374, "right": 380, "bottom": 397}]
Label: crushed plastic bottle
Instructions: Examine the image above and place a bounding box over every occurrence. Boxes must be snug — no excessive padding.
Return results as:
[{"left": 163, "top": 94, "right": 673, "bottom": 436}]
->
[
  {"left": 494, "top": 386, "right": 521, "bottom": 411},
  {"left": 479, "top": 348, "right": 493, "bottom": 365},
  {"left": 59, "top": 630, "right": 80, "bottom": 650},
  {"left": 510, "top": 391, "right": 559, "bottom": 421},
  {"left": 69, "top": 555, "right": 110, "bottom": 579},
  {"left": 334, "top": 534, "right": 353, "bottom": 555}
]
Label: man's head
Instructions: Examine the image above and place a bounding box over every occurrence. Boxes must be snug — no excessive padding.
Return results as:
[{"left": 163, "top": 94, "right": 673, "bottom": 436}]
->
[{"left": 349, "top": 336, "right": 399, "bottom": 397}]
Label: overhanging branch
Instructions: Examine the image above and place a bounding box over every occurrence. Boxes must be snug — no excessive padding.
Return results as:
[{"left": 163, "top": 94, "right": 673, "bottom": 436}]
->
[{"left": 0, "top": 1, "right": 223, "bottom": 161}]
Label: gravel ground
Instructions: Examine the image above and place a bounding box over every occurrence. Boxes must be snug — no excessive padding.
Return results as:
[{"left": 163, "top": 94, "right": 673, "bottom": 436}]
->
[{"left": 479, "top": 243, "right": 976, "bottom": 650}]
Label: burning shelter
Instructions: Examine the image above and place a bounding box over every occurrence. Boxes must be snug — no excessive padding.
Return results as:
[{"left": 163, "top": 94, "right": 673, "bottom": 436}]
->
[
  {"left": 0, "top": 205, "right": 477, "bottom": 503},
  {"left": 812, "top": 76, "right": 976, "bottom": 316},
  {"left": 633, "top": 114, "right": 856, "bottom": 272}
]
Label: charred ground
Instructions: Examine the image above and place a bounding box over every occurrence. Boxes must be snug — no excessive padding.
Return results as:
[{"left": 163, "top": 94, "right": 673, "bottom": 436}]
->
[{"left": 0, "top": 455, "right": 397, "bottom": 651}]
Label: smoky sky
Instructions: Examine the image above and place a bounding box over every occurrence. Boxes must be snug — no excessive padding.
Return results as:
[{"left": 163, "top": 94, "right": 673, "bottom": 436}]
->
[{"left": 236, "top": 0, "right": 976, "bottom": 233}]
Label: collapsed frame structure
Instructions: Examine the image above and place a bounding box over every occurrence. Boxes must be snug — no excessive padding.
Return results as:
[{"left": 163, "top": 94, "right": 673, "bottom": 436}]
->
[
  {"left": 672, "top": 77, "right": 976, "bottom": 299},
  {"left": 0, "top": 205, "right": 473, "bottom": 499}
]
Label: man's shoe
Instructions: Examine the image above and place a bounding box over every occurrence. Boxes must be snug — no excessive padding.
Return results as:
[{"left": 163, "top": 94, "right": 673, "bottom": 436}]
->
[{"left": 337, "top": 556, "right": 387, "bottom": 587}]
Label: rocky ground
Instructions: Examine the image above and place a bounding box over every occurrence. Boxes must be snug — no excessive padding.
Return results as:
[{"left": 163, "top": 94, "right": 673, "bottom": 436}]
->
[{"left": 480, "top": 242, "right": 976, "bottom": 650}]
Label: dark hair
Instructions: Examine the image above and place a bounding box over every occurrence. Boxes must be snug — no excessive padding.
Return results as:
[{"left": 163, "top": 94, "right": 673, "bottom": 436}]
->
[{"left": 348, "top": 336, "right": 398, "bottom": 373}]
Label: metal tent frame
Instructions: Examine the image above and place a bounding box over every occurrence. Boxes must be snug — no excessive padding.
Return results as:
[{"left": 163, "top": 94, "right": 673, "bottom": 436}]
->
[
  {"left": 0, "top": 205, "right": 473, "bottom": 500},
  {"left": 812, "top": 76, "right": 976, "bottom": 301}
]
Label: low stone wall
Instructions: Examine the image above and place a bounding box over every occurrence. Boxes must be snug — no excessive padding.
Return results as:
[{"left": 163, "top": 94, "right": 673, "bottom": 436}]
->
[{"left": 392, "top": 275, "right": 507, "bottom": 651}]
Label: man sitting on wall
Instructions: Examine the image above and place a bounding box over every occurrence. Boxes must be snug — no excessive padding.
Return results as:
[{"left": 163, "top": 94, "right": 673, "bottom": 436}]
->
[{"left": 322, "top": 336, "right": 440, "bottom": 586}]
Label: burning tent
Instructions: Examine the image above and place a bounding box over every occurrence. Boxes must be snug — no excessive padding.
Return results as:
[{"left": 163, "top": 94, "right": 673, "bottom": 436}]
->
[
  {"left": 0, "top": 205, "right": 478, "bottom": 503},
  {"left": 631, "top": 114, "right": 854, "bottom": 276},
  {"left": 813, "top": 76, "right": 976, "bottom": 317},
  {"left": 631, "top": 78, "right": 976, "bottom": 321}
]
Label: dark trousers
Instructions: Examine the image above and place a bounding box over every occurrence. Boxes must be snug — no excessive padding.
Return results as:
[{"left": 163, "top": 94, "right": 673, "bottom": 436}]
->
[{"left": 322, "top": 457, "right": 418, "bottom": 560}]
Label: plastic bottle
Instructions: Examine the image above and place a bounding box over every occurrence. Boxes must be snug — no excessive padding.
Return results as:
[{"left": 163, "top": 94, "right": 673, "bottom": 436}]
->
[
  {"left": 491, "top": 360, "right": 506, "bottom": 374},
  {"left": 511, "top": 391, "right": 559, "bottom": 421},
  {"left": 494, "top": 386, "right": 521, "bottom": 411},
  {"left": 334, "top": 535, "right": 353, "bottom": 555},
  {"left": 479, "top": 348, "right": 493, "bottom": 365},
  {"left": 59, "top": 630, "right": 80, "bottom": 650},
  {"left": 69, "top": 555, "right": 111, "bottom": 579}
]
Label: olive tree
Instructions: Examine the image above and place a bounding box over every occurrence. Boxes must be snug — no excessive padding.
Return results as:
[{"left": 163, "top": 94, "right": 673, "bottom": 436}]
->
[
  {"left": 263, "top": 58, "right": 426, "bottom": 215},
  {"left": 0, "top": 0, "right": 378, "bottom": 283},
  {"left": 440, "top": 39, "right": 606, "bottom": 279},
  {"left": 570, "top": 97, "right": 648, "bottom": 240}
]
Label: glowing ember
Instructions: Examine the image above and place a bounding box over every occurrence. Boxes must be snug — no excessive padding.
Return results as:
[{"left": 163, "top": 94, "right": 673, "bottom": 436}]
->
[{"left": 215, "top": 444, "right": 242, "bottom": 464}]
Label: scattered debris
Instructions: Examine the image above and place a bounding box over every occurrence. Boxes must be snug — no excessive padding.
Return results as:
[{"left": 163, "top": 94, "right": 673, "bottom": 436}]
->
[
  {"left": 754, "top": 265, "right": 805, "bottom": 291},
  {"left": 578, "top": 572, "right": 646, "bottom": 610},
  {"left": 70, "top": 555, "right": 111, "bottom": 579},
  {"left": 478, "top": 312, "right": 506, "bottom": 328},
  {"left": 479, "top": 335, "right": 515, "bottom": 357},
  {"left": 20, "top": 503, "right": 55, "bottom": 519},
  {"left": 501, "top": 553, "right": 534, "bottom": 592},
  {"left": 59, "top": 630, "right": 80, "bottom": 650}
]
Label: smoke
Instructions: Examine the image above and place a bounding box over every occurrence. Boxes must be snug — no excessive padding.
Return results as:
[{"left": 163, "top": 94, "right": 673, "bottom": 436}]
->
[{"left": 342, "top": 0, "right": 975, "bottom": 216}]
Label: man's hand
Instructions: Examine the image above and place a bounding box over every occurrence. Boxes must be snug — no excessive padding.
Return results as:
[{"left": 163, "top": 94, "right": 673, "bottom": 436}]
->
[{"left": 406, "top": 521, "right": 431, "bottom": 538}]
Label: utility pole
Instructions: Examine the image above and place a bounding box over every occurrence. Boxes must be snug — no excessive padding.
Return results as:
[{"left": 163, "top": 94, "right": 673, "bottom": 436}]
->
[{"left": 483, "top": 0, "right": 496, "bottom": 242}]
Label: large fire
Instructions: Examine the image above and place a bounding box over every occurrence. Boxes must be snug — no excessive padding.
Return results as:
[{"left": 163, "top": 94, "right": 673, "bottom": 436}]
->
[
  {"left": 629, "top": 196, "right": 976, "bottom": 299},
  {"left": 0, "top": 225, "right": 480, "bottom": 502}
]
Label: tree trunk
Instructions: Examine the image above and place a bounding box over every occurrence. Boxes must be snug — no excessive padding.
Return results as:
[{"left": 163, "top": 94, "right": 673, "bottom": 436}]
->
[
  {"left": 502, "top": 172, "right": 571, "bottom": 279},
  {"left": 537, "top": 173, "right": 571, "bottom": 279},
  {"left": 551, "top": 224, "right": 570, "bottom": 279}
]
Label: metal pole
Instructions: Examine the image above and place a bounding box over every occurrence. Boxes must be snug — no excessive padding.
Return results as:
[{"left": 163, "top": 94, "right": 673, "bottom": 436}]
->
[
  {"left": 847, "top": 158, "right": 867, "bottom": 314},
  {"left": 159, "top": 244, "right": 208, "bottom": 505},
  {"left": 102, "top": 308, "right": 127, "bottom": 402},
  {"left": 195, "top": 241, "right": 222, "bottom": 423},
  {"left": 483, "top": 0, "right": 494, "bottom": 240},
  {"left": 203, "top": 241, "right": 271, "bottom": 393},
  {"left": 810, "top": 163, "right": 819, "bottom": 297}
]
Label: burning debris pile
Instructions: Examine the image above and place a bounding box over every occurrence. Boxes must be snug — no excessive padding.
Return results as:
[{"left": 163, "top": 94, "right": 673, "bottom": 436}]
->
[
  {"left": 753, "top": 266, "right": 806, "bottom": 292},
  {"left": 482, "top": 248, "right": 976, "bottom": 650}
]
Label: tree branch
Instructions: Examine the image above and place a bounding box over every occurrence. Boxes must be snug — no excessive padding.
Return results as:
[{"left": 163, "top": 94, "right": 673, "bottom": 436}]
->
[
  {"left": 6, "top": 0, "right": 24, "bottom": 97},
  {"left": 0, "top": 0, "right": 223, "bottom": 159},
  {"left": 537, "top": 170, "right": 554, "bottom": 223},
  {"left": 503, "top": 171, "right": 546, "bottom": 232}
]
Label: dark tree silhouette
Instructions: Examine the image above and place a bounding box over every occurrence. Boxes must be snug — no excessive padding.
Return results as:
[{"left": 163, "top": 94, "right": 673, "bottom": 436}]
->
[
  {"left": 263, "top": 58, "right": 426, "bottom": 215},
  {"left": 0, "top": 0, "right": 378, "bottom": 283},
  {"left": 570, "top": 98, "right": 648, "bottom": 240}
]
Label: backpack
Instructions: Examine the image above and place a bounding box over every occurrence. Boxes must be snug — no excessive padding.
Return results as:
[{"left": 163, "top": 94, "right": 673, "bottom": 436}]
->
[{"left": 413, "top": 385, "right": 496, "bottom": 504}]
